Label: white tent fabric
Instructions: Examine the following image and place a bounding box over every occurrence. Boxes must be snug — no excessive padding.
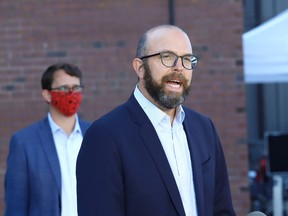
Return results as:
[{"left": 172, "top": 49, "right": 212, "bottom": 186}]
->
[{"left": 242, "top": 9, "right": 288, "bottom": 83}]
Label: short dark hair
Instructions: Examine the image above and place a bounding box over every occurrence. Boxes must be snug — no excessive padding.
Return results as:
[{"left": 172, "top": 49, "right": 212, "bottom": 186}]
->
[
  {"left": 136, "top": 33, "right": 148, "bottom": 58},
  {"left": 41, "top": 63, "right": 82, "bottom": 90}
]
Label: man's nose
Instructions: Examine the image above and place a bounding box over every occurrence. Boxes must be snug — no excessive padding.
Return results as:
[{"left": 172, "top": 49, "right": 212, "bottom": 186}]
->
[{"left": 173, "top": 57, "right": 184, "bottom": 71}]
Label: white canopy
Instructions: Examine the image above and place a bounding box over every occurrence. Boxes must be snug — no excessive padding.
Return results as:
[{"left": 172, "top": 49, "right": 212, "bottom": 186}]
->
[{"left": 242, "top": 9, "right": 288, "bottom": 83}]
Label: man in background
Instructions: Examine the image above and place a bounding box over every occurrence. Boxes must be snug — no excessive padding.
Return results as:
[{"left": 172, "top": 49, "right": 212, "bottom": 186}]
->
[{"left": 5, "top": 63, "right": 91, "bottom": 216}]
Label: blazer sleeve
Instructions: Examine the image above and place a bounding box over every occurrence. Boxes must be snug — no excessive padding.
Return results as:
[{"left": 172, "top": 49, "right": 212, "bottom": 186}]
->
[
  {"left": 76, "top": 123, "right": 125, "bottom": 216},
  {"left": 5, "top": 133, "right": 29, "bottom": 216},
  {"left": 210, "top": 120, "right": 235, "bottom": 215}
]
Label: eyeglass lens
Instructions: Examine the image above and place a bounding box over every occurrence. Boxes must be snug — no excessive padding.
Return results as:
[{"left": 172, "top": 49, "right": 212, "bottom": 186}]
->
[
  {"left": 160, "top": 52, "right": 197, "bottom": 70},
  {"left": 51, "top": 85, "right": 83, "bottom": 92}
]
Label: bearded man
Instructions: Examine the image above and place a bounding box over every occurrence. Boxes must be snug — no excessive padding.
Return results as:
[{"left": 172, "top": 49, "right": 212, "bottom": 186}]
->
[{"left": 76, "top": 25, "right": 235, "bottom": 216}]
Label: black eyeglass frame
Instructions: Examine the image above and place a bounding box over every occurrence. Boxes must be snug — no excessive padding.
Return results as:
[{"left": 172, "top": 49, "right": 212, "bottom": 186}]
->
[
  {"left": 49, "top": 85, "right": 84, "bottom": 93},
  {"left": 140, "top": 51, "right": 198, "bottom": 70}
]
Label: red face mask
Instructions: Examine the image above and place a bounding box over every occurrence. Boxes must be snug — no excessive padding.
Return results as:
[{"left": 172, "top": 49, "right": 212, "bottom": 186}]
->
[{"left": 49, "top": 91, "right": 83, "bottom": 116}]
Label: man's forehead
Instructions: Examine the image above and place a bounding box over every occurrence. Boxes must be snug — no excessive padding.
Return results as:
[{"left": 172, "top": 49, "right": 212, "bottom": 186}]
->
[
  {"left": 147, "top": 26, "right": 183, "bottom": 38},
  {"left": 146, "top": 29, "right": 192, "bottom": 54}
]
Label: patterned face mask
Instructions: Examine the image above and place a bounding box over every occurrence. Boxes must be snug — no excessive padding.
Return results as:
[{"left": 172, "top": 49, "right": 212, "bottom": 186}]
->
[{"left": 49, "top": 91, "right": 83, "bottom": 116}]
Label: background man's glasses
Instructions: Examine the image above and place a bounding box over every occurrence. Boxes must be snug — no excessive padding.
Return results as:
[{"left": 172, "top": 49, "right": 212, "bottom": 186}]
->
[
  {"left": 49, "top": 85, "right": 83, "bottom": 93},
  {"left": 140, "top": 51, "right": 198, "bottom": 70}
]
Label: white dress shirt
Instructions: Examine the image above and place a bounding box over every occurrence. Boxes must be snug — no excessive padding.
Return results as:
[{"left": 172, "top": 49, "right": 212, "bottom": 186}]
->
[
  {"left": 48, "top": 113, "right": 83, "bottom": 216},
  {"left": 134, "top": 86, "right": 198, "bottom": 216}
]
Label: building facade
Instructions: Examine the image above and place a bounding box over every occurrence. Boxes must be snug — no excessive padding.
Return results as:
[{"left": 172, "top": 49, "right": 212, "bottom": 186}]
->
[{"left": 0, "top": 0, "right": 249, "bottom": 215}]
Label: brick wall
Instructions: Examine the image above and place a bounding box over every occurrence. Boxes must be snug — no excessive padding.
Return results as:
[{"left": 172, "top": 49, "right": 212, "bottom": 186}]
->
[{"left": 0, "top": 0, "right": 249, "bottom": 215}]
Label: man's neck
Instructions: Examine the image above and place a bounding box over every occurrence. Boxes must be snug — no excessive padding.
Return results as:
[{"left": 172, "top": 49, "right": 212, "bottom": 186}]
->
[
  {"left": 137, "top": 84, "right": 177, "bottom": 125},
  {"left": 50, "top": 110, "right": 76, "bottom": 135}
]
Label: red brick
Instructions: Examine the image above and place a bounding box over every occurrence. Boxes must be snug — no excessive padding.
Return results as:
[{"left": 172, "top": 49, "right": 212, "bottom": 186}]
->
[{"left": 0, "top": 0, "right": 249, "bottom": 215}]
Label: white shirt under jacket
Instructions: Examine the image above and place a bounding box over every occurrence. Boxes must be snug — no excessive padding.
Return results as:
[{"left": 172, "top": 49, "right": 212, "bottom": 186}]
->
[
  {"left": 134, "top": 86, "right": 198, "bottom": 216},
  {"left": 48, "top": 113, "right": 83, "bottom": 216}
]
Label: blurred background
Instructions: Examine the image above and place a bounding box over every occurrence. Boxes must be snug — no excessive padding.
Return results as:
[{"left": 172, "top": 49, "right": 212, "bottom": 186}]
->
[
  {"left": 0, "top": 0, "right": 287, "bottom": 215},
  {"left": 243, "top": 0, "right": 288, "bottom": 215}
]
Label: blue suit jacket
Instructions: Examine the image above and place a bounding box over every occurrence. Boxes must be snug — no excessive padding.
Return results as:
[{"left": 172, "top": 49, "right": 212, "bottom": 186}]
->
[
  {"left": 5, "top": 116, "right": 90, "bottom": 216},
  {"left": 77, "top": 94, "right": 235, "bottom": 216}
]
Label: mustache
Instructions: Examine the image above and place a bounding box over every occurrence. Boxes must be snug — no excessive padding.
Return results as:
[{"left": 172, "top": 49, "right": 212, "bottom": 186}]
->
[{"left": 161, "top": 72, "right": 188, "bottom": 83}]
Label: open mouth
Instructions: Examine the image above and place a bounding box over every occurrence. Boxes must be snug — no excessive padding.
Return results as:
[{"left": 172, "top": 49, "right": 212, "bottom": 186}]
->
[{"left": 166, "top": 80, "right": 182, "bottom": 89}]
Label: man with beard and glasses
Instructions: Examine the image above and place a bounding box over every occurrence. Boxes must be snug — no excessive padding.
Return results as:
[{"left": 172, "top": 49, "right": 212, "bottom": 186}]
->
[
  {"left": 5, "top": 63, "right": 91, "bottom": 216},
  {"left": 76, "top": 25, "right": 236, "bottom": 216}
]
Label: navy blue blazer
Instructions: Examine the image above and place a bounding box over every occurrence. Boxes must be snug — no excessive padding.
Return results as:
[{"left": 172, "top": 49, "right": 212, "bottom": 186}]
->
[
  {"left": 5, "top": 116, "right": 90, "bottom": 216},
  {"left": 77, "top": 94, "right": 235, "bottom": 216}
]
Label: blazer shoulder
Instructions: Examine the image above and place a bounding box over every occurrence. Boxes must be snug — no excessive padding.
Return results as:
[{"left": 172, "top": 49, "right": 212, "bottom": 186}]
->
[
  {"left": 8, "top": 118, "right": 51, "bottom": 151},
  {"left": 79, "top": 119, "right": 92, "bottom": 126},
  {"left": 12, "top": 118, "right": 49, "bottom": 137},
  {"left": 96, "top": 102, "right": 130, "bottom": 123},
  {"left": 182, "top": 106, "right": 211, "bottom": 122},
  {"left": 79, "top": 119, "right": 92, "bottom": 134},
  {"left": 182, "top": 106, "right": 219, "bottom": 136}
]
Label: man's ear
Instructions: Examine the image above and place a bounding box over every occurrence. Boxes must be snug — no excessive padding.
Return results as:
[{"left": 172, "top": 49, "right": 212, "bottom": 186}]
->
[
  {"left": 132, "top": 58, "right": 145, "bottom": 79},
  {"left": 42, "top": 89, "right": 51, "bottom": 103}
]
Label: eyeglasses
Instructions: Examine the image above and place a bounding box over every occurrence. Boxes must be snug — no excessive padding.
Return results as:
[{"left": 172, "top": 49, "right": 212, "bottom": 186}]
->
[
  {"left": 49, "top": 85, "right": 83, "bottom": 93},
  {"left": 140, "top": 51, "right": 198, "bottom": 70}
]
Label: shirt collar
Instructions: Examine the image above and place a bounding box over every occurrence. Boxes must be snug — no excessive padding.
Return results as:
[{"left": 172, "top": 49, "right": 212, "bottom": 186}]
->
[
  {"left": 133, "top": 85, "right": 185, "bottom": 127},
  {"left": 175, "top": 105, "right": 185, "bottom": 125},
  {"left": 47, "top": 113, "right": 82, "bottom": 134}
]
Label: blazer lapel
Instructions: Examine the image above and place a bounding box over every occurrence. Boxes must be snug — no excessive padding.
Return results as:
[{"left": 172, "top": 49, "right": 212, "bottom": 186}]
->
[
  {"left": 183, "top": 116, "right": 205, "bottom": 216},
  {"left": 38, "top": 117, "right": 62, "bottom": 194},
  {"left": 127, "top": 95, "right": 186, "bottom": 216},
  {"left": 79, "top": 120, "right": 90, "bottom": 135}
]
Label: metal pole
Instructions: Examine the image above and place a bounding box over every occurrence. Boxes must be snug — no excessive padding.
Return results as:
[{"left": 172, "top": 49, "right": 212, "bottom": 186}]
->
[
  {"left": 168, "top": 0, "right": 175, "bottom": 25},
  {"left": 273, "top": 175, "right": 283, "bottom": 216}
]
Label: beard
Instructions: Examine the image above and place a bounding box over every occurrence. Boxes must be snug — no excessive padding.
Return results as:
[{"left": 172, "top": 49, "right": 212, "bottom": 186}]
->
[{"left": 143, "top": 63, "right": 192, "bottom": 110}]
